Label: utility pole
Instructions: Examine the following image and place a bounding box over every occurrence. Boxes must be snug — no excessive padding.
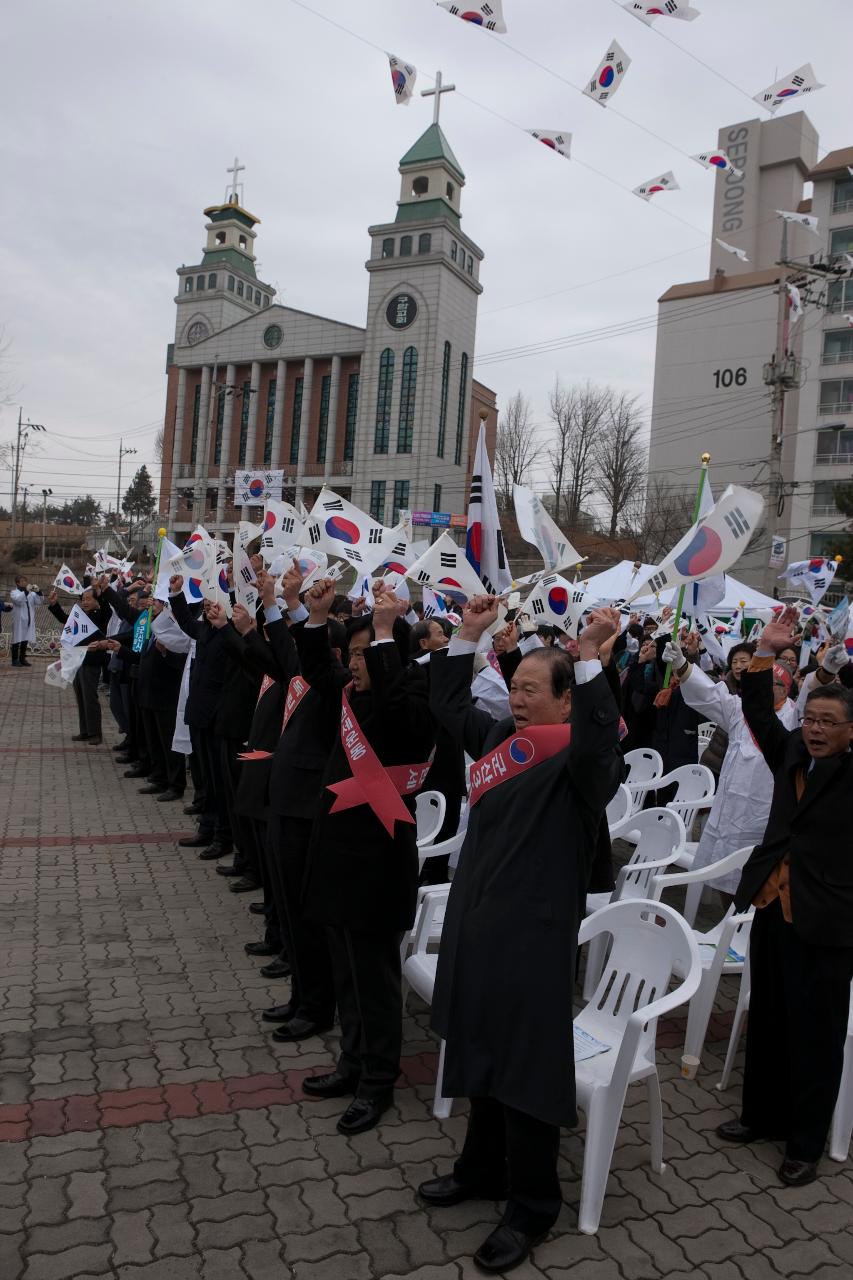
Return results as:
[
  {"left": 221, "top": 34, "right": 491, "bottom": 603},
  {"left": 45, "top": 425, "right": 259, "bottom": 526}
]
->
[
  {"left": 41, "top": 488, "right": 53, "bottom": 561},
  {"left": 116, "top": 439, "right": 137, "bottom": 532},
  {"left": 11, "top": 410, "right": 46, "bottom": 539}
]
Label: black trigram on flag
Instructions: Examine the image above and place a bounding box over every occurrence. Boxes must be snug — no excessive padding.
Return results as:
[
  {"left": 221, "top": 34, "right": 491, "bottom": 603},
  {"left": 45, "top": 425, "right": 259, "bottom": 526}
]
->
[
  {"left": 615, "top": 61, "right": 624, "bottom": 74},
  {"left": 344, "top": 548, "right": 363, "bottom": 563},
  {"left": 308, "top": 524, "right": 321, "bottom": 546},
  {"left": 542, "top": 574, "right": 558, "bottom": 587},
  {"left": 391, "top": 541, "right": 407, "bottom": 557},
  {"left": 531, "top": 598, "right": 545, "bottom": 616},
  {"left": 282, "top": 517, "right": 296, "bottom": 534},
  {"left": 368, "top": 528, "right": 383, "bottom": 545},
  {"left": 649, "top": 570, "right": 669, "bottom": 593},
  {"left": 724, "top": 507, "right": 750, "bottom": 540},
  {"left": 416, "top": 570, "right": 431, "bottom": 584},
  {"left": 481, "top": 574, "right": 496, "bottom": 594},
  {"left": 440, "top": 552, "right": 457, "bottom": 569},
  {"left": 469, "top": 475, "right": 483, "bottom": 506},
  {"left": 240, "top": 566, "right": 253, "bottom": 585},
  {"left": 323, "top": 498, "right": 344, "bottom": 512},
  {"left": 792, "top": 73, "right": 805, "bottom": 87},
  {"left": 664, "top": 0, "right": 678, "bottom": 12}
]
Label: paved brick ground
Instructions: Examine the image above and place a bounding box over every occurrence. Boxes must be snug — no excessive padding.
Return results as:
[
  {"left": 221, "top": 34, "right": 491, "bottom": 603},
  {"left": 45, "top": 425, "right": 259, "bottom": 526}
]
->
[{"left": 1, "top": 664, "right": 852, "bottom": 1280}]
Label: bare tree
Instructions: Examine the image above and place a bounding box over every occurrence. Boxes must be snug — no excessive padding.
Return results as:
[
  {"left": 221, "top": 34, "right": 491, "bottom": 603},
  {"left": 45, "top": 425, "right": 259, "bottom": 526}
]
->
[
  {"left": 624, "top": 478, "right": 694, "bottom": 564},
  {"left": 153, "top": 426, "right": 165, "bottom": 465},
  {"left": 493, "top": 392, "right": 541, "bottom": 510},
  {"left": 547, "top": 379, "right": 609, "bottom": 529},
  {"left": 595, "top": 392, "right": 647, "bottom": 538}
]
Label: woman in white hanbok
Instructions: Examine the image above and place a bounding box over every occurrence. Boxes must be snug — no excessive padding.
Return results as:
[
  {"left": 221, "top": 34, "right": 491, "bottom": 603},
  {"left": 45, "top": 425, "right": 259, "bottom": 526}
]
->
[{"left": 664, "top": 640, "right": 798, "bottom": 894}]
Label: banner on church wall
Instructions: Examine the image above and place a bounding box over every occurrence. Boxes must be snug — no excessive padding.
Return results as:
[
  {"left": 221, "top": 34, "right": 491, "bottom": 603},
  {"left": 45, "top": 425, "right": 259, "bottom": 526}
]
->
[{"left": 234, "top": 470, "right": 284, "bottom": 505}]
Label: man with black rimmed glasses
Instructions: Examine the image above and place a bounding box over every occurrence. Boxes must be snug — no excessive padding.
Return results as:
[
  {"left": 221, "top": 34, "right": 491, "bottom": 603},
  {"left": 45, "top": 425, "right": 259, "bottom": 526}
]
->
[{"left": 717, "top": 606, "right": 853, "bottom": 1188}]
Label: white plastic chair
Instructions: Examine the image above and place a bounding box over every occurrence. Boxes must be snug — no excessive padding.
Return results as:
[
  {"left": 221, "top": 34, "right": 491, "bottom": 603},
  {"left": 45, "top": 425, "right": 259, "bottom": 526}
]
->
[
  {"left": 717, "top": 951, "right": 751, "bottom": 1093},
  {"left": 651, "top": 841, "right": 752, "bottom": 934},
  {"left": 402, "top": 887, "right": 454, "bottom": 1118},
  {"left": 606, "top": 783, "right": 632, "bottom": 832},
  {"left": 416, "top": 790, "right": 447, "bottom": 848},
  {"left": 697, "top": 721, "right": 715, "bottom": 757},
  {"left": 653, "top": 764, "right": 716, "bottom": 869},
  {"left": 623, "top": 748, "right": 664, "bottom": 815},
  {"left": 830, "top": 981, "right": 853, "bottom": 1162},
  {"left": 583, "top": 809, "right": 686, "bottom": 999},
  {"left": 573, "top": 899, "right": 702, "bottom": 1234}
]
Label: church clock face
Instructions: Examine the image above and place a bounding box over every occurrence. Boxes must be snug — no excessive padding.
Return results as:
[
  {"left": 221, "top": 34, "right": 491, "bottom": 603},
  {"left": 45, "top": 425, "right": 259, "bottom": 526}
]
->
[
  {"left": 263, "top": 323, "right": 283, "bottom": 349},
  {"left": 186, "top": 320, "right": 210, "bottom": 346},
  {"left": 386, "top": 294, "right": 418, "bottom": 330}
]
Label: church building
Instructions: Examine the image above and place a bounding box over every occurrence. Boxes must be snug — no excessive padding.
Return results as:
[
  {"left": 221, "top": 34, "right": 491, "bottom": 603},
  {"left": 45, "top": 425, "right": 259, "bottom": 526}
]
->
[{"left": 159, "top": 115, "right": 497, "bottom": 536}]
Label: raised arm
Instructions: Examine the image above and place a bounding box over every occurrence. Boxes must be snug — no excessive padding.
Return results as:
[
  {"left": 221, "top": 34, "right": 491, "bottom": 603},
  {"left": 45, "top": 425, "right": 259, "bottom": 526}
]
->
[
  {"left": 429, "top": 597, "right": 505, "bottom": 759},
  {"left": 168, "top": 578, "right": 204, "bottom": 641},
  {"left": 662, "top": 640, "right": 740, "bottom": 733},
  {"left": 566, "top": 609, "right": 624, "bottom": 814},
  {"left": 739, "top": 609, "right": 798, "bottom": 772}
]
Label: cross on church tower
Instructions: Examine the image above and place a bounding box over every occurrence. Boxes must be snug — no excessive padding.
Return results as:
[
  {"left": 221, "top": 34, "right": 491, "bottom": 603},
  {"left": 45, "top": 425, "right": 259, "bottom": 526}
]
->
[
  {"left": 421, "top": 71, "right": 456, "bottom": 124},
  {"left": 225, "top": 156, "right": 245, "bottom": 205}
]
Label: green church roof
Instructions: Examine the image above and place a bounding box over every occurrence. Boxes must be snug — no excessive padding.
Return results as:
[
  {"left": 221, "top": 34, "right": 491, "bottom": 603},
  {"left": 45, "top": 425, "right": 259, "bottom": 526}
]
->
[
  {"left": 399, "top": 124, "right": 465, "bottom": 182},
  {"left": 199, "top": 247, "right": 258, "bottom": 278},
  {"left": 395, "top": 198, "right": 460, "bottom": 229}
]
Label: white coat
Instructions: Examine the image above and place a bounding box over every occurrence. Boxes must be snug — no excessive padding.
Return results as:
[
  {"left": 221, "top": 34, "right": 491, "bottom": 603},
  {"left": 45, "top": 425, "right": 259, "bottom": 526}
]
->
[
  {"left": 10, "top": 588, "right": 44, "bottom": 645},
  {"left": 679, "top": 663, "right": 799, "bottom": 892}
]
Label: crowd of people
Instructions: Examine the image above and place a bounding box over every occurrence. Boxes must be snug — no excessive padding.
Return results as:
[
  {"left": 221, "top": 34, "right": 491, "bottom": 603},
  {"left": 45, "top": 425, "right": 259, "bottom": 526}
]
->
[{"left": 11, "top": 553, "right": 853, "bottom": 1274}]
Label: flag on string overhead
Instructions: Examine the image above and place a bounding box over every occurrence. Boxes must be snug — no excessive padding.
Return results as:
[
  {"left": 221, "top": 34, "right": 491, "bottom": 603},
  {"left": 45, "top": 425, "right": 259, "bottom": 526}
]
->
[
  {"left": 437, "top": 1, "right": 507, "bottom": 33},
  {"left": 406, "top": 532, "right": 487, "bottom": 606},
  {"left": 388, "top": 54, "right": 418, "bottom": 105},
  {"left": 466, "top": 423, "right": 512, "bottom": 596},
  {"left": 693, "top": 150, "right": 743, "bottom": 178},
  {"left": 522, "top": 575, "right": 589, "bottom": 637},
  {"left": 622, "top": 0, "right": 700, "bottom": 24},
  {"left": 777, "top": 209, "right": 820, "bottom": 235},
  {"left": 633, "top": 171, "right": 680, "bottom": 201},
  {"left": 753, "top": 64, "right": 824, "bottom": 114},
  {"left": 627, "top": 485, "right": 765, "bottom": 602},
  {"left": 583, "top": 40, "right": 631, "bottom": 106},
  {"left": 527, "top": 130, "right": 572, "bottom": 160},
  {"left": 61, "top": 604, "right": 100, "bottom": 648},
  {"left": 513, "top": 485, "right": 583, "bottom": 579},
  {"left": 787, "top": 283, "right": 803, "bottom": 324},
  {"left": 716, "top": 238, "right": 749, "bottom": 263},
  {"left": 779, "top": 558, "right": 839, "bottom": 606},
  {"left": 53, "top": 564, "right": 84, "bottom": 595}
]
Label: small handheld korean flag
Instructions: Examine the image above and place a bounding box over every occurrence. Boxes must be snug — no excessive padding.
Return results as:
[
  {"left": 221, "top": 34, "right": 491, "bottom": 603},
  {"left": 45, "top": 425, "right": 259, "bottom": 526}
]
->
[
  {"left": 311, "top": 488, "right": 409, "bottom": 578},
  {"left": 527, "top": 130, "right": 572, "bottom": 160},
  {"left": 53, "top": 564, "right": 84, "bottom": 596},
  {"left": 777, "top": 209, "right": 820, "bottom": 235},
  {"left": 406, "top": 532, "right": 487, "bottom": 606},
  {"left": 388, "top": 54, "right": 417, "bottom": 104},
  {"left": 628, "top": 485, "right": 765, "bottom": 603},
  {"left": 623, "top": 0, "right": 700, "bottom": 25},
  {"left": 232, "top": 538, "right": 259, "bottom": 615},
  {"left": 260, "top": 499, "right": 304, "bottom": 562},
  {"left": 754, "top": 64, "right": 824, "bottom": 114},
  {"left": 634, "top": 171, "right": 680, "bottom": 201},
  {"left": 583, "top": 40, "right": 631, "bottom": 106},
  {"left": 522, "top": 576, "right": 589, "bottom": 637},
  {"left": 693, "top": 150, "right": 743, "bottom": 178},
  {"left": 422, "top": 587, "right": 449, "bottom": 620},
  {"left": 61, "top": 604, "right": 100, "bottom": 648},
  {"left": 513, "top": 485, "right": 583, "bottom": 580},
  {"left": 437, "top": 1, "right": 507, "bottom": 33}
]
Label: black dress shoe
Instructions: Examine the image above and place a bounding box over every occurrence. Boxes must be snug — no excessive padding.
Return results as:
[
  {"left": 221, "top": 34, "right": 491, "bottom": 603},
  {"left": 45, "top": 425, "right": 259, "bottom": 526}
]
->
[
  {"left": 113, "top": 739, "right": 131, "bottom": 752},
  {"left": 198, "top": 843, "right": 229, "bottom": 860},
  {"left": 261, "top": 1003, "right": 295, "bottom": 1023},
  {"left": 260, "top": 958, "right": 292, "bottom": 979},
  {"left": 72, "top": 733, "right": 91, "bottom": 742},
  {"left": 418, "top": 1173, "right": 508, "bottom": 1208},
  {"left": 124, "top": 767, "right": 150, "bottom": 779},
  {"left": 139, "top": 783, "right": 167, "bottom": 795},
  {"left": 270, "top": 1017, "right": 333, "bottom": 1043},
  {"left": 19, "top": 660, "right": 33, "bottom": 667},
  {"left": 183, "top": 802, "right": 204, "bottom": 815},
  {"left": 302, "top": 1071, "right": 359, "bottom": 1100},
  {"left": 779, "top": 1158, "right": 818, "bottom": 1187},
  {"left": 473, "top": 1224, "right": 546, "bottom": 1274},
  {"left": 86, "top": 736, "right": 103, "bottom": 746},
  {"left": 230, "top": 878, "right": 260, "bottom": 894},
  {"left": 155, "top": 789, "right": 183, "bottom": 803},
  {"left": 716, "top": 1121, "right": 760, "bottom": 1145},
  {"left": 336, "top": 1095, "right": 391, "bottom": 1136},
  {"left": 245, "top": 941, "right": 279, "bottom": 957},
  {"left": 115, "top": 755, "right": 135, "bottom": 765},
  {"left": 178, "top": 833, "right": 210, "bottom": 848},
  {"left": 216, "top": 863, "right": 241, "bottom": 876},
  {"left": 249, "top": 902, "right": 267, "bottom": 916}
]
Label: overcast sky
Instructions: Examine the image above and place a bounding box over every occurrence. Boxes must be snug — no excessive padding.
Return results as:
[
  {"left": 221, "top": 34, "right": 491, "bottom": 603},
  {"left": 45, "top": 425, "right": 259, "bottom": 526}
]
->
[{"left": 1, "top": 0, "right": 848, "bottom": 515}]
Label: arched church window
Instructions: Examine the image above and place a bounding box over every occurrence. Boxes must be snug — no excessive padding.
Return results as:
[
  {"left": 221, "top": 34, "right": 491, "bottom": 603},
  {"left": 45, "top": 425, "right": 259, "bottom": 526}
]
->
[
  {"left": 467, "top": 256, "right": 473, "bottom": 275},
  {"left": 236, "top": 281, "right": 244, "bottom": 296},
  {"left": 239, "top": 234, "right": 248, "bottom": 249},
  {"left": 400, "top": 236, "right": 413, "bottom": 257},
  {"left": 374, "top": 349, "right": 395, "bottom": 454},
  {"left": 227, "top": 276, "right": 235, "bottom": 292},
  {"left": 412, "top": 176, "right": 429, "bottom": 196},
  {"left": 446, "top": 182, "right": 455, "bottom": 201},
  {"left": 215, "top": 231, "right": 226, "bottom": 245},
  {"left": 437, "top": 342, "right": 451, "bottom": 459},
  {"left": 208, "top": 273, "right": 217, "bottom": 289},
  {"left": 418, "top": 233, "right": 432, "bottom": 254},
  {"left": 382, "top": 238, "right": 395, "bottom": 259},
  {"left": 450, "top": 241, "right": 458, "bottom": 262},
  {"left": 196, "top": 275, "right": 205, "bottom": 291},
  {"left": 262, "top": 295, "right": 270, "bottom": 307},
  {"left": 255, "top": 290, "right": 261, "bottom": 305},
  {"left": 184, "top": 279, "right": 193, "bottom": 293},
  {"left": 397, "top": 347, "right": 418, "bottom": 454}
]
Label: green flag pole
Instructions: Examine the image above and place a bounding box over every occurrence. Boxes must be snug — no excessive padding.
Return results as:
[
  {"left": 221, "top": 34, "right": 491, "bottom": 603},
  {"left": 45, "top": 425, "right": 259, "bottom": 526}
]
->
[
  {"left": 144, "top": 527, "right": 168, "bottom": 641},
  {"left": 661, "top": 453, "right": 711, "bottom": 691}
]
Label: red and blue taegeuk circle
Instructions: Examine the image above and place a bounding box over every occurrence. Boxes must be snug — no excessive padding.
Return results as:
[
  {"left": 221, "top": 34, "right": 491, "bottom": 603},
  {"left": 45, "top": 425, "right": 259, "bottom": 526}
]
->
[
  {"left": 325, "top": 515, "right": 360, "bottom": 545},
  {"left": 709, "top": 154, "right": 728, "bottom": 168},
  {"left": 263, "top": 510, "right": 277, "bottom": 533},
  {"left": 437, "top": 577, "right": 468, "bottom": 606},
  {"left": 62, "top": 575, "right": 75, "bottom": 588},
  {"left": 461, "top": 11, "right": 485, "bottom": 23},
  {"left": 599, "top": 66, "right": 615, "bottom": 88},
  {"left": 778, "top": 88, "right": 798, "bottom": 98},
  {"left": 509, "top": 737, "right": 535, "bottom": 765},
  {"left": 392, "top": 69, "right": 407, "bottom": 94},
  {"left": 187, "top": 578, "right": 204, "bottom": 600},
  {"left": 673, "top": 527, "right": 723, "bottom": 577},
  {"left": 383, "top": 560, "right": 408, "bottom": 576},
  {"left": 547, "top": 586, "right": 569, "bottom": 616},
  {"left": 183, "top": 534, "right": 208, "bottom": 572},
  {"left": 248, "top": 478, "right": 265, "bottom": 499},
  {"left": 218, "top": 568, "right": 229, "bottom": 592}
]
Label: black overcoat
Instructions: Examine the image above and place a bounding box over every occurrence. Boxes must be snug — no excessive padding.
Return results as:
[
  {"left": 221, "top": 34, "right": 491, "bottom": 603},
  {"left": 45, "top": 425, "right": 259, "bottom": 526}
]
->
[{"left": 429, "top": 647, "right": 622, "bottom": 1128}]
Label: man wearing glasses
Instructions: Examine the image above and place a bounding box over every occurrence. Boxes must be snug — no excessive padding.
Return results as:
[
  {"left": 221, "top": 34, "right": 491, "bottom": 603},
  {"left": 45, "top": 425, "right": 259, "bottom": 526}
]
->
[{"left": 717, "top": 607, "right": 853, "bottom": 1187}]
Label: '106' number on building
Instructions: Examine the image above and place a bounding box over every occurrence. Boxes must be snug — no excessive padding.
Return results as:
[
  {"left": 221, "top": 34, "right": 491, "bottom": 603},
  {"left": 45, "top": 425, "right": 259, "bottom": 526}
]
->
[{"left": 713, "top": 367, "right": 747, "bottom": 388}]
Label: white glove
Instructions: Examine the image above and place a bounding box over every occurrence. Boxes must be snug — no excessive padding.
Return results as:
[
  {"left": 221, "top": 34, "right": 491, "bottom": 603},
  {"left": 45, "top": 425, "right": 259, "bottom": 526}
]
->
[
  {"left": 662, "top": 640, "right": 685, "bottom": 670},
  {"left": 821, "top": 643, "right": 849, "bottom": 675}
]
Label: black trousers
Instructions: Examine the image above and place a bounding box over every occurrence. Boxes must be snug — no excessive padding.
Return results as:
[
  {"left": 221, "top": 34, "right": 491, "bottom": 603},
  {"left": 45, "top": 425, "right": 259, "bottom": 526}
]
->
[
  {"left": 127, "top": 685, "right": 149, "bottom": 767},
  {"left": 219, "top": 737, "right": 255, "bottom": 878},
  {"left": 11, "top": 641, "right": 29, "bottom": 665},
  {"left": 191, "top": 727, "right": 229, "bottom": 844},
  {"left": 141, "top": 706, "right": 185, "bottom": 793},
  {"left": 455, "top": 1097, "right": 562, "bottom": 1236},
  {"left": 72, "top": 665, "right": 102, "bottom": 738},
  {"left": 268, "top": 816, "right": 334, "bottom": 1022},
  {"left": 108, "top": 671, "right": 129, "bottom": 735},
  {"left": 741, "top": 899, "right": 853, "bottom": 1162},
  {"left": 248, "top": 819, "right": 284, "bottom": 952},
  {"left": 326, "top": 924, "right": 404, "bottom": 1099}
]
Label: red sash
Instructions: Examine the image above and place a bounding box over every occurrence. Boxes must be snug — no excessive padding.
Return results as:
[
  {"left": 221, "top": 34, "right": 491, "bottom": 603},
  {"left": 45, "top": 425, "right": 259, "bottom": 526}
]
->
[
  {"left": 326, "top": 685, "right": 431, "bottom": 836},
  {"left": 239, "top": 674, "right": 310, "bottom": 762},
  {"left": 255, "top": 673, "right": 277, "bottom": 708},
  {"left": 468, "top": 725, "right": 571, "bottom": 807}
]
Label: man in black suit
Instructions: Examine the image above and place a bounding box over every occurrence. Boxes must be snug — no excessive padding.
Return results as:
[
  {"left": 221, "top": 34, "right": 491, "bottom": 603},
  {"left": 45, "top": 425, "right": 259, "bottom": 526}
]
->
[{"left": 718, "top": 606, "right": 853, "bottom": 1187}]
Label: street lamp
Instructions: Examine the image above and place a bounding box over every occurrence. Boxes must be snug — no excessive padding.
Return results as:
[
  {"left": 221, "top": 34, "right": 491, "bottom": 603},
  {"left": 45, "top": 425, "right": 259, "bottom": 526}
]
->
[{"left": 41, "top": 488, "right": 53, "bottom": 562}]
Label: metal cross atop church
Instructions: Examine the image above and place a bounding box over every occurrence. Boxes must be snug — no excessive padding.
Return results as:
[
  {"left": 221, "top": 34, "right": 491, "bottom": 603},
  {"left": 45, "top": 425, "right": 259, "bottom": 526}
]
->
[
  {"left": 226, "top": 156, "right": 245, "bottom": 204},
  {"left": 421, "top": 71, "right": 456, "bottom": 124}
]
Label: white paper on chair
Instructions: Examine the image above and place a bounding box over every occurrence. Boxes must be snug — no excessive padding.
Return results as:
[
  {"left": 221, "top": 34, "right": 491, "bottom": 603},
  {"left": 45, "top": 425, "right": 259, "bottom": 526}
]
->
[{"left": 573, "top": 1026, "right": 612, "bottom": 1061}]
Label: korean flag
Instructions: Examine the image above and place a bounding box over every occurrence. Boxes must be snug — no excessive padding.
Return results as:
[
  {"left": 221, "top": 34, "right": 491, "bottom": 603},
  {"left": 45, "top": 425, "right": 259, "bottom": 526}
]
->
[{"left": 583, "top": 40, "right": 631, "bottom": 106}]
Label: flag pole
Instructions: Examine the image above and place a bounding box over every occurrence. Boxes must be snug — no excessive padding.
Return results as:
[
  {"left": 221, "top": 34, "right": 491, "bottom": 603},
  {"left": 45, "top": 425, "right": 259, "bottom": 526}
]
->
[
  {"left": 662, "top": 453, "right": 711, "bottom": 691},
  {"left": 144, "top": 527, "right": 168, "bottom": 641}
]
